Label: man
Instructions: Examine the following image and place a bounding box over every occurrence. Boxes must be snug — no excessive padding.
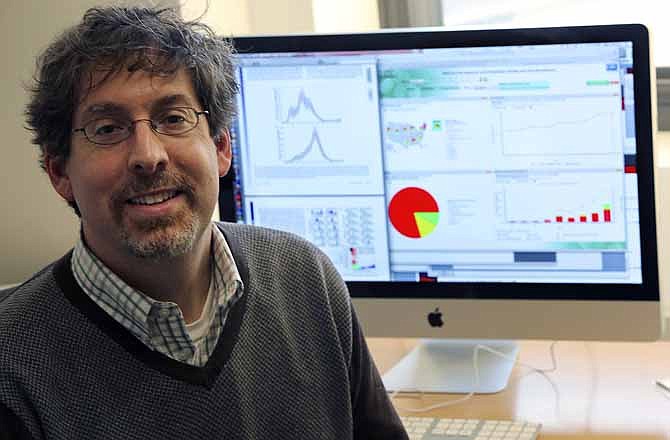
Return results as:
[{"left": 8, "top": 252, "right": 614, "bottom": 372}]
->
[{"left": 0, "top": 6, "right": 407, "bottom": 440}]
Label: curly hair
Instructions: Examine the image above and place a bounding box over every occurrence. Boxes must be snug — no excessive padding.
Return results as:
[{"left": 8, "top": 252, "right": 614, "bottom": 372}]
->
[{"left": 25, "top": 6, "right": 238, "bottom": 171}]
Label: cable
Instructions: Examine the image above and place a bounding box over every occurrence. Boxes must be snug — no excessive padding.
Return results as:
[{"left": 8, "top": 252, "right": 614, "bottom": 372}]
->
[
  {"left": 516, "top": 341, "right": 559, "bottom": 380},
  {"left": 481, "top": 343, "right": 561, "bottom": 419},
  {"left": 656, "top": 384, "right": 670, "bottom": 401},
  {"left": 389, "top": 341, "right": 561, "bottom": 415},
  {"left": 390, "top": 389, "right": 476, "bottom": 412}
]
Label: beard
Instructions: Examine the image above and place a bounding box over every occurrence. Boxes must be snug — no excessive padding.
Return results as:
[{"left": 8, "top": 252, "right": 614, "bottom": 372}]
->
[
  {"left": 119, "top": 210, "right": 201, "bottom": 259},
  {"left": 113, "top": 171, "right": 203, "bottom": 260}
]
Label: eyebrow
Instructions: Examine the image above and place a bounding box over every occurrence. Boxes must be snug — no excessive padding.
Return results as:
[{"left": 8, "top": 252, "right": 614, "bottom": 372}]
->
[
  {"left": 80, "top": 103, "right": 126, "bottom": 121},
  {"left": 151, "top": 94, "right": 195, "bottom": 110},
  {"left": 79, "top": 95, "right": 197, "bottom": 121}
]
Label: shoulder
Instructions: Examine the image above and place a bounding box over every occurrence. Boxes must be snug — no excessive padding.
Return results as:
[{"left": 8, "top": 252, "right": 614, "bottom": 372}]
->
[
  {"left": 0, "top": 258, "right": 73, "bottom": 440},
  {"left": 216, "top": 221, "right": 319, "bottom": 249},
  {"left": 0, "top": 260, "right": 59, "bottom": 324},
  {"left": 215, "top": 223, "right": 354, "bottom": 368},
  {"left": 0, "top": 255, "right": 71, "bottom": 358},
  {"left": 215, "top": 221, "right": 332, "bottom": 268},
  {"left": 215, "top": 220, "right": 352, "bottom": 323}
]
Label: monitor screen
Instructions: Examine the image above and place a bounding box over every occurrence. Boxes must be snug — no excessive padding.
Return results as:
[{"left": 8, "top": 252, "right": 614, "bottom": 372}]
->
[{"left": 221, "top": 24, "right": 660, "bottom": 343}]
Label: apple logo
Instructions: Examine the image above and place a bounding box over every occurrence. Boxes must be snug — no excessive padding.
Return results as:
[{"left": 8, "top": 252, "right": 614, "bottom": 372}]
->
[{"left": 427, "top": 308, "right": 444, "bottom": 327}]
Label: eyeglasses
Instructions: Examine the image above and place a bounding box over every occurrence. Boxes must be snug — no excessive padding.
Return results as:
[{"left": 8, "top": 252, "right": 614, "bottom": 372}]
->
[{"left": 72, "top": 107, "right": 209, "bottom": 146}]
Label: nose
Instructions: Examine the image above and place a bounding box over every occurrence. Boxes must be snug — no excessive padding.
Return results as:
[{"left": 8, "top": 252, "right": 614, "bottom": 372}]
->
[{"left": 126, "top": 120, "right": 169, "bottom": 175}]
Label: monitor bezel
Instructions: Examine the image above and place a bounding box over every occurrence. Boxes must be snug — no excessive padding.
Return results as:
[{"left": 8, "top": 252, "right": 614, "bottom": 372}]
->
[{"left": 220, "top": 24, "right": 659, "bottom": 303}]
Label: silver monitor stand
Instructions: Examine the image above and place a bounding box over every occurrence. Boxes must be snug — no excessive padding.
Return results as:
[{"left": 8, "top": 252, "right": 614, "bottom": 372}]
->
[{"left": 382, "top": 339, "right": 519, "bottom": 393}]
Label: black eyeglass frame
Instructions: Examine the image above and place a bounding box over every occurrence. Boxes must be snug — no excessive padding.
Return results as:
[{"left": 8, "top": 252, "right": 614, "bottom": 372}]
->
[{"left": 72, "top": 107, "right": 210, "bottom": 146}]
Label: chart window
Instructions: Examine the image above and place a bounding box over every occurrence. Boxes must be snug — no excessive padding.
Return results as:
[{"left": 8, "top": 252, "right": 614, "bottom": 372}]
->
[{"left": 231, "top": 41, "right": 641, "bottom": 284}]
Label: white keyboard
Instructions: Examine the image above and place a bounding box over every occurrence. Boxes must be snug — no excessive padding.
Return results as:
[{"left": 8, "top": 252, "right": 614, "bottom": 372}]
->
[{"left": 400, "top": 417, "right": 541, "bottom": 440}]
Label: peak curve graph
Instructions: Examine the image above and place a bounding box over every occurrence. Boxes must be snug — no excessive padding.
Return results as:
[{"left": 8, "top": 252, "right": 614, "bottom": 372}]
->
[{"left": 281, "top": 89, "right": 342, "bottom": 124}]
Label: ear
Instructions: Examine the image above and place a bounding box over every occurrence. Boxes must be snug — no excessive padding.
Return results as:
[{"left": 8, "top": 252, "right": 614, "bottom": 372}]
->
[
  {"left": 45, "top": 155, "right": 75, "bottom": 203},
  {"left": 215, "top": 129, "right": 232, "bottom": 177}
]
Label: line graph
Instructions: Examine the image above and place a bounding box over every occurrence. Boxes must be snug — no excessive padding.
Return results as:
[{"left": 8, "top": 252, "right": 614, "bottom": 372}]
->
[
  {"left": 273, "top": 87, "right": 343, "bottom": 164},
  {"left": 283, "top": 128, "right": 343, "bottom": 163},
  {"left": 275, "top": 87, "right": 346, "bottom": 164},
  {"left": 279, "top": 89, "right": 342, "bottom": 124},
  {"left": 237, "top": 62, "right": 384, "bottom": 195},
  {"left": 498, "top": 99, "right": 621, "bottom": 156},
  {"left": 503, "top": 112, "right": 612, "bottom": 134}
]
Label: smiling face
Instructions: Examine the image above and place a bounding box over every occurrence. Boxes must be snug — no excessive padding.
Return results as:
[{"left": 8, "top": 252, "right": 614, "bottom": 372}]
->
[{"left": 46, "top": 67, "right": 231, "bottom": 265}]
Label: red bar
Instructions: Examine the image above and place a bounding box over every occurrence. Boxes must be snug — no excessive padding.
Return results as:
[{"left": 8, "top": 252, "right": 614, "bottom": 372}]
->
[
  {"left": 568, "top": 217, "right": 575, "bottom": 223},
  {"left": 544, "top": 219, "right": 552, "bottom": 223},
  {"left": 419, "top": 273, "right": 438, "bottom": 283},
  {"left": 556, "top": 216, "right": 563, "bottom": 223},
  {"left": 604, "top": 209, "right": 612, "bottom": 222},
  {"left": 580, "top": 216, "right": 587, "bottom": 222},
  {"left": 625, "top": 165, "right": 636, "bottom": 173},
  {"left": 592, "top": 213, "right": 599, "bottom": 222}
]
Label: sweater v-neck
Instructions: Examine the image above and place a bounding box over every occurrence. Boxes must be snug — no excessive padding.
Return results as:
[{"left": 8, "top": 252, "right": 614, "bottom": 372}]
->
[{"left": 51, "top": 224, "right": 250, "bottom": 388}]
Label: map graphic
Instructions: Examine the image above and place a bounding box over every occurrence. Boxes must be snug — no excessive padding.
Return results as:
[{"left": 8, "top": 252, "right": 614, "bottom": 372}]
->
[{"left": 385, "top": 122, "right": 427, "bottom": 149}]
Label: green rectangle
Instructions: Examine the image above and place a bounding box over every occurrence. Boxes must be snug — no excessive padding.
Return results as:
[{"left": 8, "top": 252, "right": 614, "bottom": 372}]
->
[{"left": 498, "top": 81, "right": 550, "bottom": 90}]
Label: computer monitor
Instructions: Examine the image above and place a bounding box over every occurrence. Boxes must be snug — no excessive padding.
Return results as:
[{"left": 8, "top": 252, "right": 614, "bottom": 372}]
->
[{"left": 220, "top": 24, "right": 661, "bottom": 393}]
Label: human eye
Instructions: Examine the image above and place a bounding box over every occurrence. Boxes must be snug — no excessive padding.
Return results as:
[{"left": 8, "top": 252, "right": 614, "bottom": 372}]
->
[
  {"left": 86, "top": 119, "right": 128, "bottom": 143},
  {"left": 155, "top": 108, "right": 194, "bottom": 133}
]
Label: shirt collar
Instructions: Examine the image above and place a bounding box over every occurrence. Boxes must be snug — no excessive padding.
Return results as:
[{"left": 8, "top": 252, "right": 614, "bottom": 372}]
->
[{"left": 71, "top": 223, "right": 244, "bottom": 349}]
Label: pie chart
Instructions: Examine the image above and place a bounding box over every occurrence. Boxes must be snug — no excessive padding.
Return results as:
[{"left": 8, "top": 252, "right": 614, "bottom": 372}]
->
[{"left": 388, "top": 187, "right": 440, "bottom": 238}]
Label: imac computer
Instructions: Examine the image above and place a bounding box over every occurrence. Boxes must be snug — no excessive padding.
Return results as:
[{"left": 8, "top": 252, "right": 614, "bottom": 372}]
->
[{"left": 220, "top": 24, "right": 661, "bottom": 393}]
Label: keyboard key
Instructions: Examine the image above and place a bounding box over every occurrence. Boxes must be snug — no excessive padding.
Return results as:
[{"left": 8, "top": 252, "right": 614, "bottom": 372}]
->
[{"left": 400, "top": 416, "right": 540, "bottom": 440}]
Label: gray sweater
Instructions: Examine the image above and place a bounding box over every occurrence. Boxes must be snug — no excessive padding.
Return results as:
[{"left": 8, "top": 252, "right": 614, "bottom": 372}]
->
[{"left": 0, "top": 223, "right": 407, "bottom": 440}]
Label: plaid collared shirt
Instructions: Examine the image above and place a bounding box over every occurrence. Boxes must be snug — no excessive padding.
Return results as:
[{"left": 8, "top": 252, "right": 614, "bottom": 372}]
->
[{"left": 71, "top": 224, "right": 243, "bottom": 367}]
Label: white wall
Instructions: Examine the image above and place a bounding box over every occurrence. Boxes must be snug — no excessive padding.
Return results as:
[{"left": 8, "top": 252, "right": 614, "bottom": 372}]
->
[
  {"left": 181, "top": 0, "right": 315, "bottom": 36},
  {"left": 180, "top": 0, "right": 253, "bottom": 36},
  {"left": 182, "top": 0, "right": 379, "bottom": 35},
  {"left": 312, "top": 0, "right": 379, "bottom": 33}
]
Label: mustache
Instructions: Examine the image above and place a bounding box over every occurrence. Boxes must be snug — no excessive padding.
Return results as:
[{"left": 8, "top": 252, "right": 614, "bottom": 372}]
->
[{"left": 114, "top": 172, "right": 195, "bottom": 202}]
